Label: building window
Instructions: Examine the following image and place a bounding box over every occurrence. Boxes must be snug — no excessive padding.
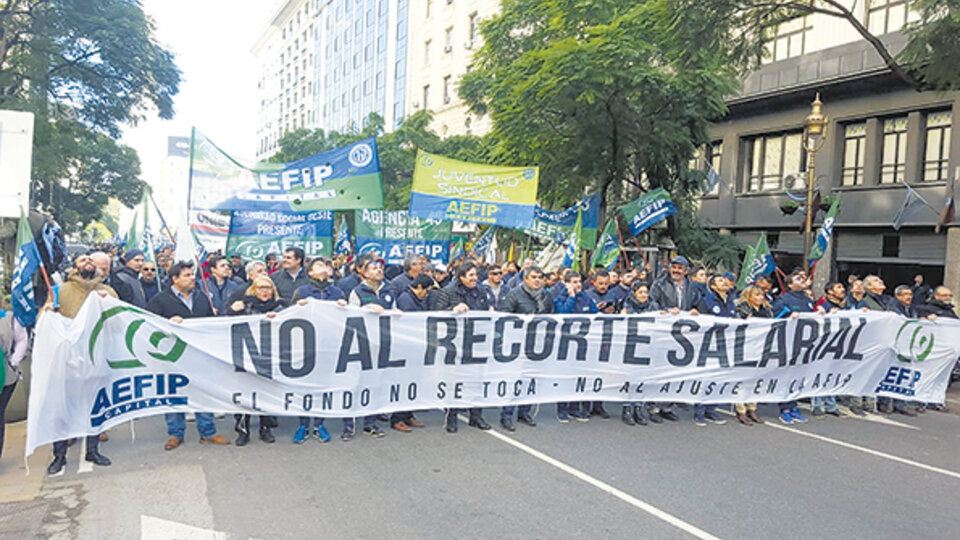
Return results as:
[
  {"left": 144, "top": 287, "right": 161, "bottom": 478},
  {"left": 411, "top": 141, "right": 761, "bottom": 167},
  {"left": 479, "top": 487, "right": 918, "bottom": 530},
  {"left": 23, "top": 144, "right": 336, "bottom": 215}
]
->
[
  {"left": 923, "top": 110, "right": 951, "bottom": 182},
  {"left": 867, "top": 0, "right": 908, "bottom": 35},
  {"left": 880, "top": 116, "right": 908, "bottom": 184},
  {"left": 426, "top": 0, "right": 432, "bottom": 18},
  {"left": 742, "top": 132, "right": 805, "bottom": 192},
  {"left": 424, "top": 39, "right": 431, "bottom": 65},
  {"left": 841, "top": 122, "right": 867, "bottom": 186},
  {"left": 443, "top": 75, "right": 451, "bottom": 104},
  {"left": 882, "top": 234, "right": 900, "bottom": 258},
  {"left": 445, "top": 27, "right": 453, "bottom": 52},
  {"left": 469, "top": 12, "right": 479, "bottom": 42},
  {"left": 465, "top": 117, "right": 472, "bottom": 135},
  {"left": 706, "top": 140, "right": 722, "bottom": 195},
  {"left": 768, "top": 16, "right": 810, "bottom": 63},
  {"left": 422, "top": 84, "right": 429, "bottom": 109}
]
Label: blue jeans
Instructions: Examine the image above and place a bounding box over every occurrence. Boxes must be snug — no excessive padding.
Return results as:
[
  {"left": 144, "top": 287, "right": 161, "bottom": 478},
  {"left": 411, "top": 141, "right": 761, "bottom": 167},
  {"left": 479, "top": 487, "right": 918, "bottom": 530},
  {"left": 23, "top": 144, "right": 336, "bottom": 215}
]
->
[
  {"left": 299, "top": 416, "right": 326, "bottom": 428},
  {"left": 694, "top": 404, "right": 718, "bottom": 421},
  {"left": 343, "top": 416, "right": 376, "bottom": 431},
  {"left": 165, "top": 412, "right": 216, "bottom": 439},
  {"left": 812, "top": 396, "right": 837, "bottom": 412},
  {"left": 780, "top": 400, "right": 797, "bottom": 412},
  {"left": 501, "top": 404, "right": 532, "bottom": 420},
  {"left": 53, "top": 435, "right": 99, "bottom": 458}
]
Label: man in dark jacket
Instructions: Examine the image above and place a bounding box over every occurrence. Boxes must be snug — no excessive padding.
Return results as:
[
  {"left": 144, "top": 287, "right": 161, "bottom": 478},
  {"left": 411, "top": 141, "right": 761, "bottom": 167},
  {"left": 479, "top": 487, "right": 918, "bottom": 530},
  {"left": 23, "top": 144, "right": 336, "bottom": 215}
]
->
[
  {"left": 204, "top": 255, "right": 243, "bottom": 314},
  {"left": 693, "top": 274, "right": 735, "bottom": 427},
  {"left": 916, "top": 286, "right": 958, "bottom": 319},
  {"left": 877, "top": 283, "right": 919, "bottom": 416},
  {"left": 770, "top": 270, "right": 819, "bottom": 423},
  {"left": 390, "top": 274, "right": 433, "bottom": 432},
  {"left": 388, "top": 253, "right": 425, "bottom": 294},
  {"left": 147, "top": 261, "right": 228, "bottom": 450},
  {"left": 910, "top": 273, "right": 932, "bottom": 308},
  {"left": 434, "top": 262, "right": 492, "bottom": 433},
  {"left": 499, "top": 266, "right": 553, "bottom": 431},
  {"left": 112, "top": 248, "right": 148, "bottom": 308},
  {"left": 553, "top": 271, "right": 597, "bottom": 423},
  {"left": 271, "top": 247, "right": 309, "bottom": 301},
  {"left": 336, "top": 259, "right": 362, "bottom": 295},
  {"left": 889, "top": 285, "right": 917, "bottom": 317},
  {"left": 857, "top": 275, "right": 890, "bottom": 311},
  {"left": 482, "top": 263, "right": 510, "bottom": 310},
  {"left": 140, "top": 260, "right": 161, "bottom": 302}
]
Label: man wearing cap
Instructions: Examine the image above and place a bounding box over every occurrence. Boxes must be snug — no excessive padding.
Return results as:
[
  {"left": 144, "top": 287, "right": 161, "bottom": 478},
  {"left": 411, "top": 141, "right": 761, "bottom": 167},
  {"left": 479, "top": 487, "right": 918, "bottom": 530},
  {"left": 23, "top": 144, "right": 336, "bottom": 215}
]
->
[
  {"left": 648, "top": 255, "right": 701, "bottom": 422},
  {"left": 112, "top": 248, "right": 148, "bottom": 308}
]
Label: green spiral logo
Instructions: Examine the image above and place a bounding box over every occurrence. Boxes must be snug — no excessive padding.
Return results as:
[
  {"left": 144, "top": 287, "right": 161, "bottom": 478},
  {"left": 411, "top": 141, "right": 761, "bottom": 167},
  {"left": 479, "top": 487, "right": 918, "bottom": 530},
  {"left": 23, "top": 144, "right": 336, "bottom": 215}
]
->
[{"left": 894, "top": 320, "right": 935, "bottom": 363}]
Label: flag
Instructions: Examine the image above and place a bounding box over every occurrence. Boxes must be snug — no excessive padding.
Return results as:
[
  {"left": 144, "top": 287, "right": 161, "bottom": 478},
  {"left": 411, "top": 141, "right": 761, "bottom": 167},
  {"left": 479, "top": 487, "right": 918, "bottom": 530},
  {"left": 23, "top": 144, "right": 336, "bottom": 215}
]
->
[
  {"left": 936, "top": 187, "right": 955, "bottom": 234},
  {"left": 174, "top": 223, "right": 207, "bottom": 265},
  {"left": 893, "top": 183, "right": 938, "bottom": 231},
  {"left": 11, "top": 207, "right": 42, "bottom": 327},
  {"left": 589, "top": 218, "right": 620, "bottom": 270},
  {"left": 561, "top": 208, "right": 582, "bottom": 269},
  {"left": 507, "top": 241, "right": 515, "bottom": 262},
  {"left": 808, "top": 194, "right": 841, "bottom": 263},
  {"left": 485, "top": 228, "right": 499, "bottom": 265},
  {"left": 704, "top": 164, "right": 721, "bottom": 193},
  {"left": 38, "top": 220, "right": 67, "bottom": 272},
  {"left": 471, "top": 226, "right": 496, "bottom": 258},
  {"left": 448, "top": 238, "right": 464, "bottom": 264},
  {"left": 535, "top": 242, "right": 566, "bottom": 272},
  {"left": 621, "top": 188, "right": 678, "bottom": 236},
  {"left": 335, "top": 216, "right": 352, "bottom": 256},
  {"left": 737, "top": 233, "right": 776, "bottom": 289}
]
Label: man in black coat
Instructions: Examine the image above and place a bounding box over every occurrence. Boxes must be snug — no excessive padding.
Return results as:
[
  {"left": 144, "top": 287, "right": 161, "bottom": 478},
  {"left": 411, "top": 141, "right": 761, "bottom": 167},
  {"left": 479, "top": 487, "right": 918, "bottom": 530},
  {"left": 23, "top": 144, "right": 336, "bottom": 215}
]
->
[
  {"left": 271, "top": 247, "right": 309, "bottom": 302},
  {"left": 112, "top": 248, "right": 149, "bottom": 308},
  {"left": 916, "top": 286, "right": 958, "bottom": 319},
  {"left": 499, "top": 266, "right": 553, "bottom": 431},
  {"left": 147, "top": 261, "right": 227, "bottom": 450}
]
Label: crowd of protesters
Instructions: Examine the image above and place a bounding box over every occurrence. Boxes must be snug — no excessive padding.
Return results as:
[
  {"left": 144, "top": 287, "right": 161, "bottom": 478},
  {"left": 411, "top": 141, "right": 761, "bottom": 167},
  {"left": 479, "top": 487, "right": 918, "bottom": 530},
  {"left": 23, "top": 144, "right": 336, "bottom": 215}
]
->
[{"left": 4, "top": 241, "right": 956, "bottom": 476}]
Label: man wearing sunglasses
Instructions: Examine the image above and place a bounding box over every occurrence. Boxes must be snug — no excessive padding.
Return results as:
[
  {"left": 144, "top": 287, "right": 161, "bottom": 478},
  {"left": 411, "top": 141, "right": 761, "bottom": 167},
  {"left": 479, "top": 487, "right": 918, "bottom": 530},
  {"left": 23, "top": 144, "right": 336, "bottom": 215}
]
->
[
  {"left": 140, "top": 260, "right": 161, "bottom": 301},
  {"left": 482, "top": 263, "right": 510, "bottom": 310}
]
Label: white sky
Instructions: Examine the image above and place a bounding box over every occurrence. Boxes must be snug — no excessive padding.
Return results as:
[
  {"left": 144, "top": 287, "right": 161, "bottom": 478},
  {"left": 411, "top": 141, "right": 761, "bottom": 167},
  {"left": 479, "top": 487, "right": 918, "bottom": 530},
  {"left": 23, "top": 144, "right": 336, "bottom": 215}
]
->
[{"left": 120, "top": 0, "right": 283, "bottom": 220}]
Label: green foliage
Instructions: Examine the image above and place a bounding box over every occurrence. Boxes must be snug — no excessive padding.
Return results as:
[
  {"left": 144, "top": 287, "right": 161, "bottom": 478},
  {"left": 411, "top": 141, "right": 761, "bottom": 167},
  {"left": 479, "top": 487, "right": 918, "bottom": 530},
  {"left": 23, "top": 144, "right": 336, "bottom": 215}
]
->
[
  {"left": 0, "top": 0, "right": 181, "bottom": 227},
  {"left": 460, "top": 0, "right": 741, "bottom": 263},
  {"left": 901, "top": 0, "right": 960, "bottom": 90}
]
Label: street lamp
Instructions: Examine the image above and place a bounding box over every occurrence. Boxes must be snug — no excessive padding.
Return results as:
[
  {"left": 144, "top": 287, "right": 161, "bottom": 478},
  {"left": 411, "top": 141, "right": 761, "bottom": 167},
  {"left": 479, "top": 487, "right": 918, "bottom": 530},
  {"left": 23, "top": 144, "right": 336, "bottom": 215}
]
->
[{"left": 801, "top": 93, "right": 828, "bottom": 274}]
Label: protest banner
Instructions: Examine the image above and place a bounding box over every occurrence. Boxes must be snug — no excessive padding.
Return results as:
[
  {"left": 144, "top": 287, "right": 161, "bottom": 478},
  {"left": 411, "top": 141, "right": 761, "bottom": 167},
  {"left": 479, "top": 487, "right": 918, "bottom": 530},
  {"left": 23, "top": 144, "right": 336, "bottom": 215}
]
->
[
  {"left": 524, "top": 193, "right": 601, "bottom": 246},
  {"left": 354, "top": 209, "right": 452, "bottom": 266},
  {"left": 409, "top": 150, "right": 538, "bottom": 228},
  {"left": 27, "top": 295, "right": 960, "bottom": 456},
  {"left": 621, "top": 188, "right": 678, "bottom": 236},
  {"left": 225, "top": 210, "right": 334, "bottom": 261},
  {"left": 188, "top": 129, "right": 383, "bottom": 212}
]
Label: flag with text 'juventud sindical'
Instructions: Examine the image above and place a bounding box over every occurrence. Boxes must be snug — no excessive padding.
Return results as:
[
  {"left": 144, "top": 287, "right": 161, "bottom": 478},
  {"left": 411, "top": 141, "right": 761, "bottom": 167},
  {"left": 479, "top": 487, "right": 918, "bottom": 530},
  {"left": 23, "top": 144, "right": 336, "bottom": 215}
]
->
[
  {"left": 188, "top": 129, "right": 383, "bottom": 212},
  {"left": 408, "top": 150, "right": 538, "bottom": 228}
]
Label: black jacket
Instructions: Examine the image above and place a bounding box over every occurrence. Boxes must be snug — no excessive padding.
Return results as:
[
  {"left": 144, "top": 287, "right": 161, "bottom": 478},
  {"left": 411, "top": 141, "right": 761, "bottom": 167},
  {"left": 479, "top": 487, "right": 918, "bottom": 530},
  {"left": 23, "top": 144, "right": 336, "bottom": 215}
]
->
[
  {"left": 434, "top": 280, "right": 489, "bottom": 311},
  {"left": 271, "top": 268, "right": 309, "bottom": 302},
  {"left": 502, "top": 284, "right": 554, "bottom": 314},
  {"left": 916, "top": 300, "right": 958, "bottom": 319},
  {"left": 736, "top": 302, "right": 773, "bottom": 319},
  {"left": 622, "top": 296, "right": 659, "bottom": 314},
  {"left": 397, "top": 289, "right": 429, "bottom": 312},
  {"left": 887, "top": 300, "right": 916, "bottom": 318},
  {"left": 147, "top": 287, "right": 214, "bottom": 319},
  {"left": 113, "top": 266, "right": 148, "bottom": 308},
  {"left": 228, "top": 295, "right": 288, "bottom": 316},
  {"left": 649, "top": 275, "right": 699, "bottom": 311}
]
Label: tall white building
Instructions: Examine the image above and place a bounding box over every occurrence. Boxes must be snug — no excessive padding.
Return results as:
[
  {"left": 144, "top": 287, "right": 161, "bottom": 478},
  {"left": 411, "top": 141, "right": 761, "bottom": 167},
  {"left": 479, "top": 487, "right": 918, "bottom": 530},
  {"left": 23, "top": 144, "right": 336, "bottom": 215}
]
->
[
  {"left": 405, "top": 0, "right": 499, "bottom": 138},
  {"left": 252, "top": 0, "right": 315, "bottom": 160}
]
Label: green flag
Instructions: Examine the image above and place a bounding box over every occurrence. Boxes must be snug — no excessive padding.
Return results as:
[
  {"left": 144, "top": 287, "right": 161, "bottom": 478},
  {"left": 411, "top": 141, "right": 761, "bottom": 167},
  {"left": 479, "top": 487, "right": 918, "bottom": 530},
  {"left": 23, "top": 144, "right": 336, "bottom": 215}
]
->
[
  {"left": 736, "top": 244, "right": 757, "bottom": 290},
  {"left": 738, "top": 233, "right": 776, "bottom": 289},
  {"left": 589, "top": 219, "right": 620, "bottom": 269},
  {"left": 808, "top": 194, "right": 841, "bottom": 262}
]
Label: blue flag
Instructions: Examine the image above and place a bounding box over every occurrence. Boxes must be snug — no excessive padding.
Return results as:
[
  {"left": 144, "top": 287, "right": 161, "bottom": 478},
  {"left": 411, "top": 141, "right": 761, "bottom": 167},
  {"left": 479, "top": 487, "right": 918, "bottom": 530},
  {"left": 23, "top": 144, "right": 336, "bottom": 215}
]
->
[
  {"left": 335, "top": 216, "right": 352, "bottom": 256},
  {"left": 12, "top": 207, "right": 42, "bottom": 327},
  {"left": 471, "top": 226, "right": 496, "bottom": 257}
]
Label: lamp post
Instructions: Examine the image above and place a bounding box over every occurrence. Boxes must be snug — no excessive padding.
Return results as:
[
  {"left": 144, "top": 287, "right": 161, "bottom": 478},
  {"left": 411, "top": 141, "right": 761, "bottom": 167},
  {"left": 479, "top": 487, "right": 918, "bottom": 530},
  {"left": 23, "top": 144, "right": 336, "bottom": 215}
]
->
[{"left": 801, "top": 93, "right": 828, "bottom": 274}]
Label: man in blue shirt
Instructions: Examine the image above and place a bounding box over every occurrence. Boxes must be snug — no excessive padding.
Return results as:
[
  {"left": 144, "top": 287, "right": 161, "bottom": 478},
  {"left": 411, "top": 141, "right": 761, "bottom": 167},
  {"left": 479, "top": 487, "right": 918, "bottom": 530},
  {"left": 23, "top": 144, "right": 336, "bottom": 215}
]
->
[
  {"left": 770, "top": 270, "right": 820, "bottom": 424},
  {"left": 553, "top": 271, "right": 598, "bottom": 423}
]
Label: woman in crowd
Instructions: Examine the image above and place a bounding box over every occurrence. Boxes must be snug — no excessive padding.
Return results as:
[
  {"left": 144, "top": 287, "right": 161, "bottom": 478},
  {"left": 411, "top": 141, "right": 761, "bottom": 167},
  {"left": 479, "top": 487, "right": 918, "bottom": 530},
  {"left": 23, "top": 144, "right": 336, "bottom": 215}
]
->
[
  {"left": 733, "top": 285, "right": 770, "bottom": 425},
  {"left": 620, "top": 281, "right": 661, "bottom": 426},
  {"left": 0, "top": 300, "right": 27, "bottom": 458},
  {"left": 227, "top": 276, "right": 288, "bottom": 446}
]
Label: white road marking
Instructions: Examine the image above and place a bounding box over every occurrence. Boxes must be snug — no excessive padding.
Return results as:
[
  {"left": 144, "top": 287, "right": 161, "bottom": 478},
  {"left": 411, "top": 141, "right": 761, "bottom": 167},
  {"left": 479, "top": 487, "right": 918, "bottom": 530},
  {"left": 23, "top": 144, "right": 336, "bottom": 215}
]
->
[
  {"left": 140, "top": 515, "right": 228, "bottom": 540},
  {"left": 762, "top": 421, "right": 960, "bottom": 479},
  {"left": 462, "top": 416, "right": 719, "bottom": 540},
  {"left": 77, "top": 437, "right": 92, "bottom": 474},
  {"left": 793, "top": 403, "right": 919, "bottom": 430}
]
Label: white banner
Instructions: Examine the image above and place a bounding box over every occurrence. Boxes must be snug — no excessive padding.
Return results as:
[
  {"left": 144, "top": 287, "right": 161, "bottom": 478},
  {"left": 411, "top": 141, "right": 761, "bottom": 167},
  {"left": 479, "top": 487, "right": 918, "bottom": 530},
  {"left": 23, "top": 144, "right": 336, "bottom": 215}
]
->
[{"left": 27, "top": 295, "right": 960, "bottom": 456}]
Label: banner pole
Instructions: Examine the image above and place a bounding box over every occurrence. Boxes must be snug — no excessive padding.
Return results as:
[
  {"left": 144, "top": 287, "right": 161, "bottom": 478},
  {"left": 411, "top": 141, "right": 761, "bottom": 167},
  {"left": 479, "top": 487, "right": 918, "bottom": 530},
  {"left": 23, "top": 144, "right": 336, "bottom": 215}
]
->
[{"left": 614, "top": 218, "right": 630, "bottom": 270}]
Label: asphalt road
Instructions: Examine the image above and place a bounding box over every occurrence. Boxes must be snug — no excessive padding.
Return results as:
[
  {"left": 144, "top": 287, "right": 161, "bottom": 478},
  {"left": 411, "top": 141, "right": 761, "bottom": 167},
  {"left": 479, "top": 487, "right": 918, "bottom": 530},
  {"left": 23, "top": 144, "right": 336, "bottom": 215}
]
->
[{"left": 4, "top": 391, "right": 960, "bottom": 539}]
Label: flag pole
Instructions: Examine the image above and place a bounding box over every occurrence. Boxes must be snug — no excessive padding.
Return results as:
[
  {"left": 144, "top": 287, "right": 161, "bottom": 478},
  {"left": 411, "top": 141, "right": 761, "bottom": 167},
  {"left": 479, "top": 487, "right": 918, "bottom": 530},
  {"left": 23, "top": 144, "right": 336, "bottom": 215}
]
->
[{"left": 613, "top": 218, "right": 630, "bottom": 270}]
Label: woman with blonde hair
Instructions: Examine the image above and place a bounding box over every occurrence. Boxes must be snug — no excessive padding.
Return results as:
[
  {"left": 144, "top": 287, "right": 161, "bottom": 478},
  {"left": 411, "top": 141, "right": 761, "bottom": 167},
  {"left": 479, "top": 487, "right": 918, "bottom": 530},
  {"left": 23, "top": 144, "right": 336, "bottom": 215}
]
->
[
  {"left": 227, "top": 276, "right": 288, "bottom": 445},
  {"left": 733, "top": 284, "right": 772, "bottom": 425}
]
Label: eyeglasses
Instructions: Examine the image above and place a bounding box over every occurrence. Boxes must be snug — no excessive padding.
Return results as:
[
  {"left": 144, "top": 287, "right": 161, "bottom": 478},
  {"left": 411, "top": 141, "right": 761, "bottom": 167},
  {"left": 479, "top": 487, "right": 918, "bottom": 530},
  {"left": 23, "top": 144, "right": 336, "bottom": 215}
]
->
[
  {"left": 142, "top": 268, "right": 156, "bottom": 273},
  {"left": 489, "top": 271, "right": 501, "bottom": 275},
  {"left": 256, "top": 285, "right": 274, "bottom": 290}
]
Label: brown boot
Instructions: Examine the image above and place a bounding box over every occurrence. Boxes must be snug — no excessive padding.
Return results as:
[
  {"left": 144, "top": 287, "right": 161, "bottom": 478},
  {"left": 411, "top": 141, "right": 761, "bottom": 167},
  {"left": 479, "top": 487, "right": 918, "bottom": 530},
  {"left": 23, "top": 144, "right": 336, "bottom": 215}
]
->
[
  {"left": 200, "top": 434, "right": 230, "bottom": 445},
  {"left": 736, "top": 413, "right": 753, "bottom": 425},
  {"left": 747, "top": 410, "right": 764, "bottom": 424},
  {"left": 164, "top": 436, "right": 182, "bottom": 451},
  {"left": 99, "top": 432, "right": 109, "bottom": 442}
]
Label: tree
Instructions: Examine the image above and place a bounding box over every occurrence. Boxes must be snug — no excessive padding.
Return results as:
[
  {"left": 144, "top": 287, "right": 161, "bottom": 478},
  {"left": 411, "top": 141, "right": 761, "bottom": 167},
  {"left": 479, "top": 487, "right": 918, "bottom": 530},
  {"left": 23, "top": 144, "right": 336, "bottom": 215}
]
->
[
  {"left": 0, "top": 0, "right": 181, "bottom": 227},
  {"left": 460, "top": 0, "right": 743, "bottom": 268},
  {"left": 671, "top": 0, "right": 960, "bottom": 91}
]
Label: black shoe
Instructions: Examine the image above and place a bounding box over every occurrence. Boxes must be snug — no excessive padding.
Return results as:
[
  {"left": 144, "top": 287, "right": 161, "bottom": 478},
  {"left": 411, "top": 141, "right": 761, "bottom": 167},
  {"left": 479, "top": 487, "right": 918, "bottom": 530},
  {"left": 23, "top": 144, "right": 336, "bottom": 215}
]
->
[
  {"left": 259, "top": 426, "right": 275, "bottom": 443},
  {"left": 340, "top": 428, "right": 355, "bottom": 441},
  {"left": 469, "top": 417, "right": 491, "bottom": 430},
  {"left": 648, "top": 412, "right": 663, "bottom": 424},
  {"left": 659, "top": 410, "right": 680, "bottom": 422},
  {"left": 591, "top": 405, "right": 610, "bottom": 419},
  {"left": 517, "top": 413, "right": 537, "bottom": 427},
  {"left": 621, "top": 407, "right": 636, "bottom": 426},
  {"left": 878, "top": 404, "right": 894, "bottom": 414},
  {"left": 896, "top": 408, "right": 918, "bottom": 417},
  {"left": 85, "top": 451, "right": 111, "bottom": 466},
  {"left": 445, "top": 421, "right": 458, "bottom": 433},
  {"left": 47, "top": 456, "right": 67, "bottom": 475},
  {"left": 376, "top": 414, "right": 390, "bottom": 422},
  {"left": 633, "top": 407, "right": 648, "bottom": 426},
  {"left": 363, "top": 425, "right": 385, "bottom": 438},
  {"left": 236, "top": 431, "right": 250, "bottom": 446},
  {"left": 500, "top": 418, "right": 516, "bottom": 432}
]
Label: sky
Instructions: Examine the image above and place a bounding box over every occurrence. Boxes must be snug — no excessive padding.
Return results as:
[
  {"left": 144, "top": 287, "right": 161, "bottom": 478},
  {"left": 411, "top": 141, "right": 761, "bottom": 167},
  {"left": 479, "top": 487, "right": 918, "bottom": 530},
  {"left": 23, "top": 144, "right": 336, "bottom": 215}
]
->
[{"left": 120, "top": 0, "right": 283, "bottom": 223}]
